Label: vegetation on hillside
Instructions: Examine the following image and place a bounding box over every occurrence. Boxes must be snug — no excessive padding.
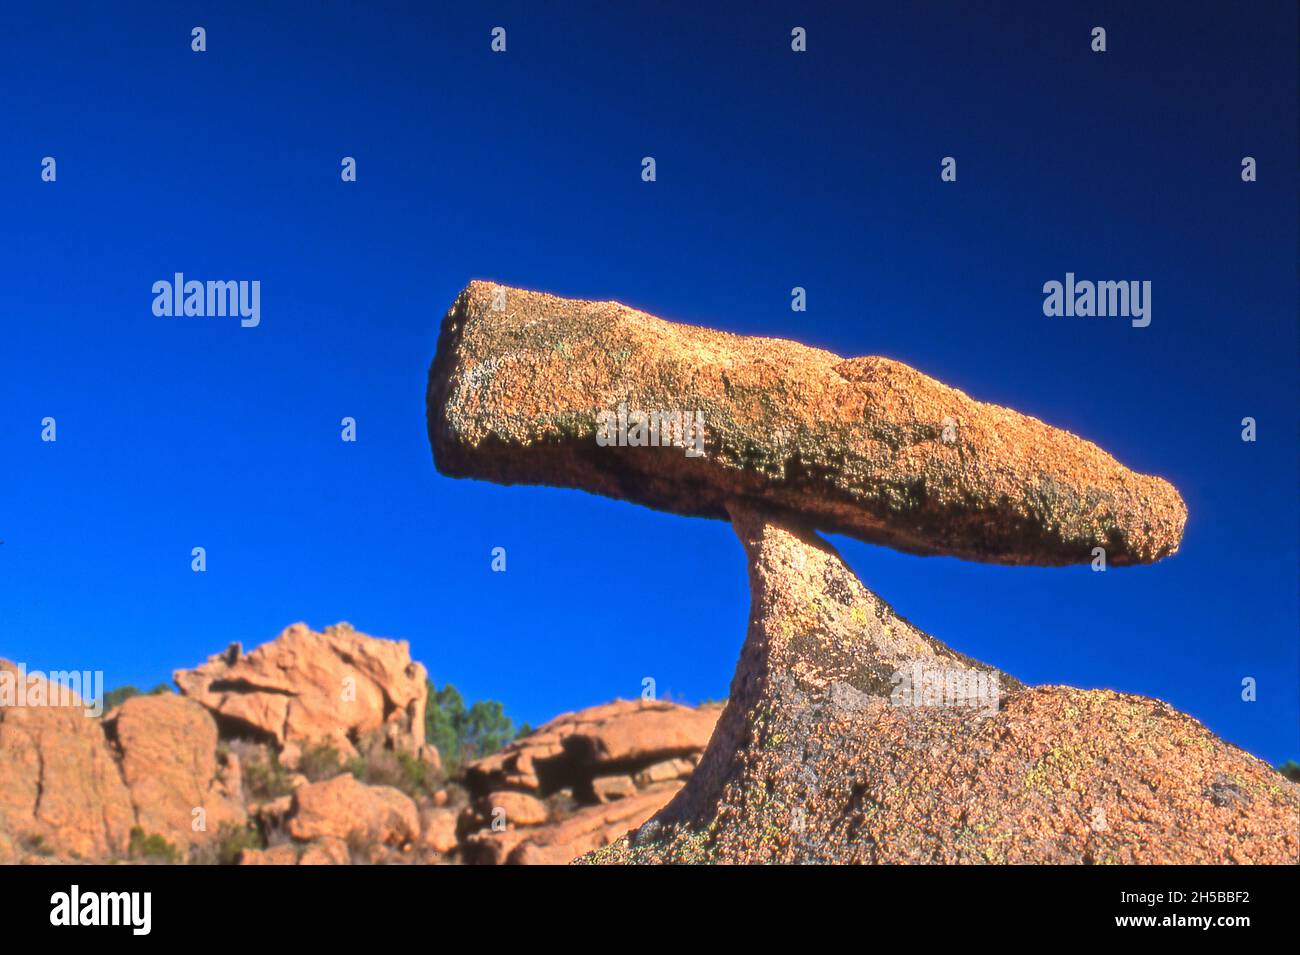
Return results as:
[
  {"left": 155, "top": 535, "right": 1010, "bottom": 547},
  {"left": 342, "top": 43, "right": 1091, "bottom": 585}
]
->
[{"left": 425, "top": 680, "right": 530, "bottom": 772}]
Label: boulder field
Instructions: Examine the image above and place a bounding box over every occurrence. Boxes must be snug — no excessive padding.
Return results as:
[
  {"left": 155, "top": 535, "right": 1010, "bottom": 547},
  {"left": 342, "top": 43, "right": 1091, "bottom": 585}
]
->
[{"left": 0, "top": 624, "right": 718, "bottom": 865}]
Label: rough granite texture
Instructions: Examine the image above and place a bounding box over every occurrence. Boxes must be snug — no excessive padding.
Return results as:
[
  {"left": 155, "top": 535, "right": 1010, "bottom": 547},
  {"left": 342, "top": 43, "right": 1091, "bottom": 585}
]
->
[
  {"left": 428, "top": 281, "right": 1187, "bottom": 566},
  {"left": 581, "top": 505, "right": 1299, "bottom": 864},
  {"left": 174, "top": 622, "right": 428, "bottom": 755}
]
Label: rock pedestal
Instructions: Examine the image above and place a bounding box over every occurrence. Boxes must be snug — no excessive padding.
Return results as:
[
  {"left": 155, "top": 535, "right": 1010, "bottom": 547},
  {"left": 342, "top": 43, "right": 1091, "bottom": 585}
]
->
[{"left": 586, "top": 505, "right": 1299, "bottom": 864}]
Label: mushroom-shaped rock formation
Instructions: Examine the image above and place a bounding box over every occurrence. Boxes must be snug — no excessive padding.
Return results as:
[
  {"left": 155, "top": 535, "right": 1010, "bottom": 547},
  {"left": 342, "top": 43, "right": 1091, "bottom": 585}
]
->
[
  {"left": 428, "top": 283, "right": 1296, "bottom": 864},
  {"left": 428, "top": 281, "right": 1186, "bottom": 566}
]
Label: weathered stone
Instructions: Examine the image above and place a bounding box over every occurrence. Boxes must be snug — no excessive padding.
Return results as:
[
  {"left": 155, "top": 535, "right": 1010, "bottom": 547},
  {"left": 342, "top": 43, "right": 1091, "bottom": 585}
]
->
[
  {"left": 633, "top": 758, "right": 695, "bottom": 787},
  {"left": 484, "top": 791, "right": 548, "bottom": 826},
  {"left": 248, "top": 795, "right": 293, "bottom": 820},
  {"left": 287, "top": 774, "right": 419, "bottom": 846},
  {"left": 0, "top": 663, "right": 135, "bottom": 862},
  {"left": 428, "top": 282, "right": 1186, "bottom": 566},
  {"left": 298, "top": 837, "right": 351, "bottom": 865},
  {"left": 464, "top": 698, "right": 720, "bottom": 798},
  {"left": 108, "top": 693, "right": 245, "bottom": 852},
  {"left": 174, "top": 622, "right": 428, "bottom": 755},
  {"left": 418, "top": 807, "right": 459, "bottom": 854},
  {"left": 239, "top": 843, "right": 299, "bottom": 865},
  {"left": 591, "top": 775, "right": 637, "bottom": 803},
  {"left": 461, "top": 826, "right": 529, "bottom": 865},
  {"left": 509, "top": 783, "right": 684, "bottom": 865},
  {"left": 584, "top": 505, "right": 1300, "bottom": 864}
]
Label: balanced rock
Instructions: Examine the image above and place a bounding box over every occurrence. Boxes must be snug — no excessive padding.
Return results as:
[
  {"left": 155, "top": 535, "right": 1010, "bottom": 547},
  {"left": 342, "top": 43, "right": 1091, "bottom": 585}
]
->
[
  {"left": 174, "top": 622, "right": 428, "bottom": 755},
  {"left": 428, "top": 282, "right": 1186, "bottom": 566},
  {"left": 584, "top": 505, "right": 1299, "bottom": 864}
]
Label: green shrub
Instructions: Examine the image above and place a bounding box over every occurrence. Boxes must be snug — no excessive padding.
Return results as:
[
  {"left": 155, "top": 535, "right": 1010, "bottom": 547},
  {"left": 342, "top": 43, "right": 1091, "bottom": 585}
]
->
[
  {"left": 20, "top": 833, "right": 54, "bottom": 857},
  {"left": 100, "top": 682, "right": 173, "bottom": 713},
  {"left": 425, "top": 681, "right": 527, "bottom": 772},
  {"left": 344, "top": 747, "right": 440, "bottom": 798},
  {"left": 242, "top": 749, "right": 294, "bottom": 801},
  {"left": 298, "top": 742, "right": 345, "bottom": 782},
  {"left": 214, "top": 823, "right": 263, "bottom": 865},
  {"left": 188, "top": 822, "right": 264, "bottom": 865},
  {"left": 128, "top": 826, "right": 179, "bottom": 863}
]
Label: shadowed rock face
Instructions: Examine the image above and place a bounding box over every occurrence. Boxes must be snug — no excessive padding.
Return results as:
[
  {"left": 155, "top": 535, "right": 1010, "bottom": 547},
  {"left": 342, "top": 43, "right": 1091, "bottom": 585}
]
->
[
  {"left": 463, "top": 699, "right": 720, "bottom": 798},
  {"left": 582, "top": 506, "right": 1300, "bottom": 865},
  {"left": 174, "top": 622, "right": 428, "bottom": 757},
  {"left": 428, "top": 281, "right": 1186, "bottom": 566}
]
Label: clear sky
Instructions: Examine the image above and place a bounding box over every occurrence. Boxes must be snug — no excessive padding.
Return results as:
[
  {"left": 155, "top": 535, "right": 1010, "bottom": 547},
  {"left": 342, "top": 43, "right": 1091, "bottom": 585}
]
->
[{"left": 1, "top": 1, "right": 1296, "bottom": 764}]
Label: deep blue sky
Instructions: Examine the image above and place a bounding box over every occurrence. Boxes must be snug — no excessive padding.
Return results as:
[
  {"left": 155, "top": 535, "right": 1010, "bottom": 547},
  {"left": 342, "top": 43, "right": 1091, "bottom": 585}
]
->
[{"left": 2, "top": 2, "right": 1296, "bottom": 764}]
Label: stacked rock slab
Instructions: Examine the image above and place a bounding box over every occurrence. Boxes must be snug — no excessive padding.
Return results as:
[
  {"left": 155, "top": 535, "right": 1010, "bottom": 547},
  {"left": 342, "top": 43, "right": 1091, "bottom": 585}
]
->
[
  {"left": 427, "top": 282, "right": 1299, "bottom": 865},
  {"left": 174, "top": 622, "right": 430, "bottom": 761},
  {"left": 459, "top": 699, "right": 721, "bottom": 864}
]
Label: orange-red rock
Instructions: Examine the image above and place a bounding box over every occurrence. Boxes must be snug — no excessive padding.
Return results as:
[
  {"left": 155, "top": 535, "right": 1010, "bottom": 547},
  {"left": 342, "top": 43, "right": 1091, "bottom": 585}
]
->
[
  {"left": 585, "top": 506, "right": 1299, "bottom": 864},
  {"left": 0, "top": 662, "right": 135, "bottom": 862},
  {"left": 174, "top": 622, "right": 428, "bottom": 755},
  {"left": 465, "top": 698, "right": 720, "bottom": 797},
  {"left": 298, "top": 837, "right": 351, "bottom": 865},
  {"left": 287, "top": 774, "right": 419, "bottom": 846},
  {"left": 428, "top": 282, "right": 1186, "bottom": 566},
  {"left": 418, "top": 807, "right": 459, "bottom": 854},
  {"left": 239, "top": 843, "right": 299, "bottom": 865},
  {"left": 108, "top": 693, "right": 245, "bottom": 851},
  {"left": 484, "top": 791, "right": 548, "bottom": 826},
  {"left": 509, "top": 783, "right": 684, "bottom": 865}
]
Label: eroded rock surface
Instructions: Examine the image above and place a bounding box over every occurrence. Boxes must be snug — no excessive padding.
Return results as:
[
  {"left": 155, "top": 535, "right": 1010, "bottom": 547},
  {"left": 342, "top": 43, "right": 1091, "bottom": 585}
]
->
[
  {"left": 428, "top": 281, "right": 1186, "bottom": 566},
  {"left": 585, "top": 505, "right": 1300, "bottom": 864},
  {"left": 287, "top": 774, "right": 420, "bottom": 846},
  {"left": 465, "top": 698, "right": 720, "bottom": 798},
  {"left": 458, "top": 699, "right": 720, "bottom": 864},
  {"left": 174, "top": 622, "right": 428, "bottom": 757},
  {"left": 0, "top": 663, "right": 135, "bottom": 862},
  {"left": 107, "top": 693, "right": 245, "bottom": 851}
]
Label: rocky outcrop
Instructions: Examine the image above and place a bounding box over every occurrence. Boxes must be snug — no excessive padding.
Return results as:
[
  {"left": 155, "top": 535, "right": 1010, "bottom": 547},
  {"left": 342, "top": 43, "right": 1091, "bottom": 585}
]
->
[
  {"left": 0, "top": 663, "right": 135, "bottom": 862},
  {"left": 465, "top": 699, "right": 720, "bottom": 798},
  {"left": 287, "top": 774, "right": 420, "bottom": 846},
  {"left": 506, "top": 784, "right": 684, "bottom": 865},
  {"left": 1, "top": 624, "right": 447, "bottom": 864},
  {"left": 457, "top": 699, "right": 720, "bottom": 864},
  {"left": 174, "top": 622, "right": 429, "bottom": 759},
  {"left": 106, "top": 693, "right": 245, "bottom": 851},
  {"left": 584, "top": 506, "right": 1300, "bottom": 864},
  {"left": 428, "top": 281, "right": 1186, "bottom": 566}
]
